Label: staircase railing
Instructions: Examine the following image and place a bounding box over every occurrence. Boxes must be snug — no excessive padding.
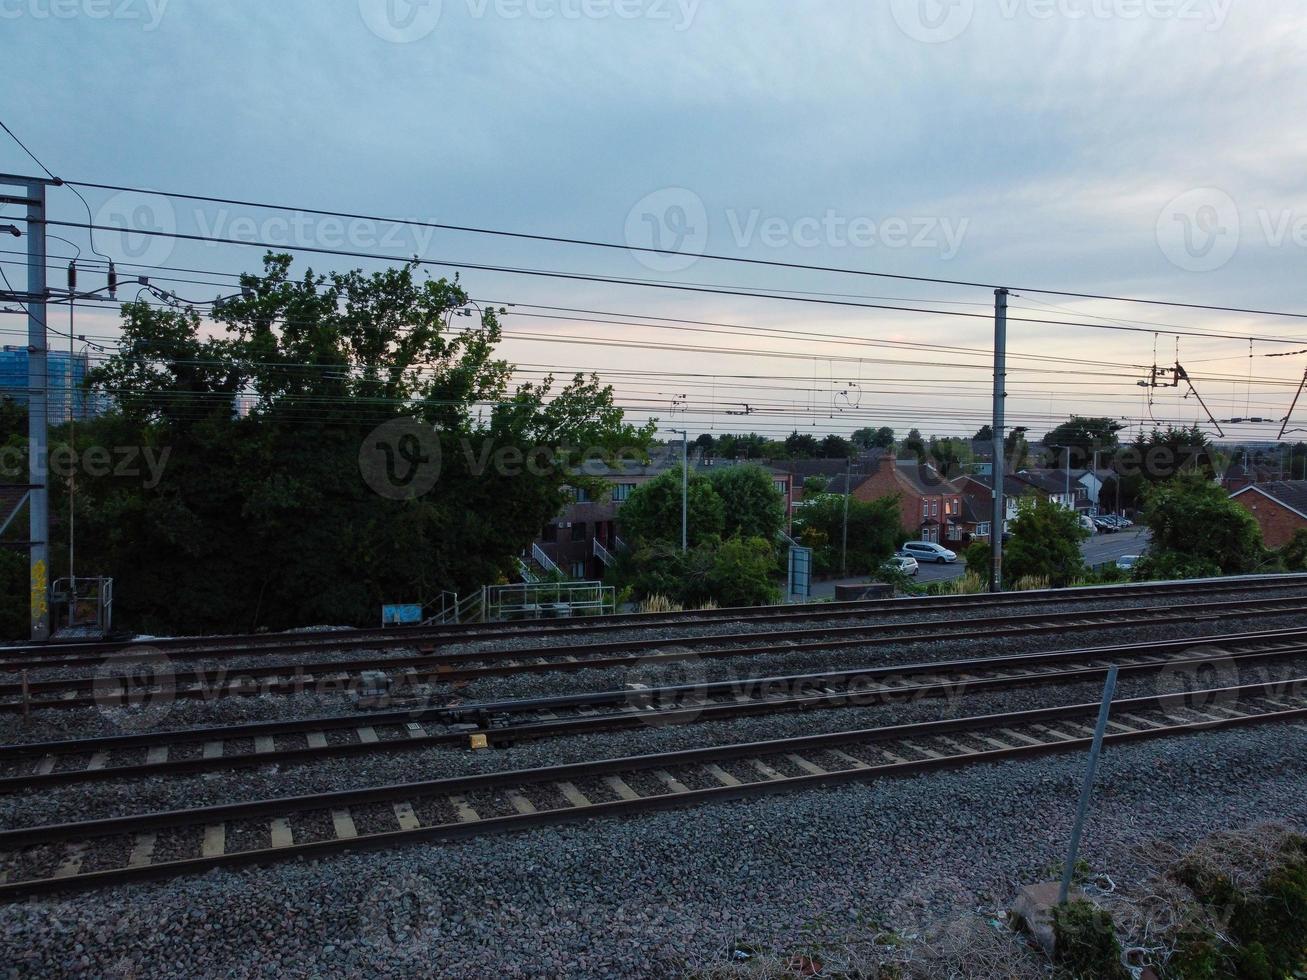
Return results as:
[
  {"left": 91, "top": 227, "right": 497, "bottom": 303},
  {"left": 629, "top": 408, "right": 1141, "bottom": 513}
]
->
[
  {"left": 532, "top": 542, "right": 564, "bottom": 577},
  {"left": 593, "top": 538, "right": 617, "bottom": 568}
]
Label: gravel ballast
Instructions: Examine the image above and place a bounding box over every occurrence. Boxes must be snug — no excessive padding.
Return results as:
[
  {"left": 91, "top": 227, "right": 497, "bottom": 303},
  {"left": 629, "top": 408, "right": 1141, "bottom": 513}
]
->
[{"left": 1, "top": 719, "right": 1304, "bottom": 978}]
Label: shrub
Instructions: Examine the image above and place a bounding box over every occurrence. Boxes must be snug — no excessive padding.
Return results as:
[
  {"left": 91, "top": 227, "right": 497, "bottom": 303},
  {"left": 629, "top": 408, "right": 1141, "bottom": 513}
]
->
[{"left": 1051, "top": 900, "right": 1130, "bottom": 979}]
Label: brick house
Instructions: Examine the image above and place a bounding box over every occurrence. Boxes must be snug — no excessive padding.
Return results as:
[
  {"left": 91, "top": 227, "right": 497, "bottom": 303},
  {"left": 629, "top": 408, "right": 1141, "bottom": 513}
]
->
[
  {"left": 1230, "top": 481, "right": 1307, "bottom": 548},
  {"left": 842, "top": 453, "right": 962, "bottom": 545},
  {"left": 951, "top": 474, "right": 1032, "bottom": 542}
]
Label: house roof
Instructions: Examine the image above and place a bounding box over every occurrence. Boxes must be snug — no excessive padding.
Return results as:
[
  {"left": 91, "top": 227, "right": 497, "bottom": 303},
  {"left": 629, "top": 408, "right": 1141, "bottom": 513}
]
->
[
  {"left": 894, "top": 461, "right": 951, "bottom": 496},
  {"left": 1014, "top": 470, "right": 1075, "bottom": 495},
  {"left": 1231, "top": 480, "right": 1307, "bottom": 520},
  {"left": 952, "top": 473, "right": 1030, "bottom": 497}
]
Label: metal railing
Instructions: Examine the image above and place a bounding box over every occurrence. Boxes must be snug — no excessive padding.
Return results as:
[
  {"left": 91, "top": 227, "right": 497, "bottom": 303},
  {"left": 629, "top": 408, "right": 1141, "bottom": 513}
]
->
[
  {"left": 593, "top": 538, "right": 617, "bottom": 568},
  {"left": 484, "top": 581, "right": 615, "bottom": 622},
  {"left": 531, "top": 542, "right": 564, "bottom": 577}
]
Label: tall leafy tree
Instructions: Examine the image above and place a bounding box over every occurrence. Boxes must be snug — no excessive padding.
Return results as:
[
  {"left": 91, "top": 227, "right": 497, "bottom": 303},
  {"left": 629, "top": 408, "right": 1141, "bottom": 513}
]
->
[
  {"left": 58, "top": 254, "right": 653, "bottom": 635},
  {"left": 618, "top": 467, "right": 724, "bottom": 549},
  {"left": 707, "top": 464, "right": 784, "bottom": 541}
]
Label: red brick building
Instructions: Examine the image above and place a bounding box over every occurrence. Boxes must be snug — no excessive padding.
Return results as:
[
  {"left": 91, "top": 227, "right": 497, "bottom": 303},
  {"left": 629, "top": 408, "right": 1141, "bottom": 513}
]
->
[
  {"left": 846, "top": 454, "right": 962, "bottom": 545},
  {"left": 1230, "top": 481, "right": 1307, "bottom": 548}
]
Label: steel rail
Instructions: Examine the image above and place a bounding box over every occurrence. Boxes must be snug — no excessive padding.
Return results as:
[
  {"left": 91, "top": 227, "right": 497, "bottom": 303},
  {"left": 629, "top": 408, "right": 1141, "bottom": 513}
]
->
[
  {"left": 2, "top": 627, "right": 1305, "bottom": 791},
  {"left": 5, "top": 592, "right": 1307, "bottom": 713},
  {"left": 1, "top": 678, "right": 1303, "bottom": 898},
  {"left": 4, "top": 573, "right": 1306, "bottom": 665}
]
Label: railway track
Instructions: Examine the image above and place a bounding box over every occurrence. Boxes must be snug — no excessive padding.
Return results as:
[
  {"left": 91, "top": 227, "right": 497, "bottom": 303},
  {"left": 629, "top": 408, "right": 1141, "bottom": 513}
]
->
[
  {"left": 3, "top": 626, "right": 1304, "bottom": 790},
  {"left": 2, "top": 677, "right": 1303, "bottom": 899},
  {"left": 5, "top": 590, "right": 1307, "bottom": 713},
  {"left": 4, "top": 573, "right": 1306, "bottom": 670}
]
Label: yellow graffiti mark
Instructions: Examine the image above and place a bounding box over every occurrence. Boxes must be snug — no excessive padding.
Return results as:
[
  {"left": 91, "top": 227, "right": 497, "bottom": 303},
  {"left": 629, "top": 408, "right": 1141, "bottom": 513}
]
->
[{"left": 30, "top": 559, "right": 48, "bottom": 620}]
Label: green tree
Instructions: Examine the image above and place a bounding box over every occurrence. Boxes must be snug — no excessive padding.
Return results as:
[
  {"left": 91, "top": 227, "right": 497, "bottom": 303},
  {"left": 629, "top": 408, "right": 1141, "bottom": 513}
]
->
[
  {"left": 619, "top": 467, "right": 724, "bottom": 549},
  {"left": 707, "top": 536, "right": 781, "bottom": 606},
  {"left": 900, "top": 428, "right": 926, "bottom": 461},
  {"left": 1115, "top": 425, "right": 1216, "bottom": 485},
  {"left": 1043, "top": 417, "right": 1124, "bottom": 465},
  {"left": 21, "top": 253, "right": 654, "bottom": 637},
  {"left": 1280, "top": 529, "right": 1307, "bottom": 572},
  {"left": 792, "top": 492, "right": 902, "bottom": 575},
  {"left": 928, "top": 436, "right": 970, "bottom": 477},
  {"left": 1005, "top": 497, "right": 1087, "bottom": 587},
  {"left": 963, "top": 539, "right": 991, "bottom": 584},
  {"left": 1137, "top": 474, "right": 1265, "bottom": 578},
  {"left": 707, "top": 464, "right": 784, "bottom": 541},
  {"left": 974, "top": 424, "right": 993, "bottom": 442},
  {"left": 803, "top": 474, "right": 829, "bottom": 495},
  {"left": 0, "top": 395, "right": 25, "bottom": 443},
  {"left": 856, "top": 426, "right": 895, "bottom": 450},
  {"left": 784, "top": 430, "right": 820, "bottom": 458},
  {"left": 819, "top": 434, "right": 853, "bottom": 458},
  {"left": 1004, "top": 426, "right": 1030, "bottom": 471}
]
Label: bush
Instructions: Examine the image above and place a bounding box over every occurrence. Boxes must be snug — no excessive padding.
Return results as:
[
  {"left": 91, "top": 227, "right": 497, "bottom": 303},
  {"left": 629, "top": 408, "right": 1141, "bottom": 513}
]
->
[
  {"left": 963, "top": 540, "right": 991, "bottom": 585},
  {"left": 1051, "top": 900, "right": 1130, "bottom": 979},
  {"left": 1141, "top": 475, "right": 1267, "bottom": 576},
  {"left": 1005, "top": 496, "right": 1088, "bottom": 587}
]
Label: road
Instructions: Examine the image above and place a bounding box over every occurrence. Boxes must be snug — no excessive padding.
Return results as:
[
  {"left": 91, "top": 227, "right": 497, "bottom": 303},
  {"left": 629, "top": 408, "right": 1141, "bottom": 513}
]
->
[{"left": 808, "top": 527, "right": 1152, "bottom": 596}]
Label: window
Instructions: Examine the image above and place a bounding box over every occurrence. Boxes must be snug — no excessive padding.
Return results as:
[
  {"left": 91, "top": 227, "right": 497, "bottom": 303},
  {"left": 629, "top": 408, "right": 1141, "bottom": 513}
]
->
[
  {"left": 571, "top": 522, "right": 587, "bottom": 542},
  {"left": 570, "top": 561, "right": 587, "bottom": 579},
  {"left": 542, "top": 524, "right": 558, "bottom": 543},
  {"left": 612, "top": 483, "right": 637, "bottom": 502},
  {"left": 931, "top": 499, "right": 939, "bottom": 517},
  {"left": 774, "top": 480, "right": 788, "bottom": 497},
  {"left": 922, "top": 501, "right": 929, "bottom": 519},
  {"left": 978, "top": 522, "right": 991, "bottom": 537},
  {"left": 573, "top": 487, "right": 591, "bottom": 503}
]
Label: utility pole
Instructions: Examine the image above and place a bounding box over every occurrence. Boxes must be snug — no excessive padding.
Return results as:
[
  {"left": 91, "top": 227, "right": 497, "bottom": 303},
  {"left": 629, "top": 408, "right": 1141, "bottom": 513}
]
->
[
  {"left": 990, "top": 288, "right": 1009, "bottom": 593},
  {"left": 0, "top": 175, "right": 53, "bottom": 640}
]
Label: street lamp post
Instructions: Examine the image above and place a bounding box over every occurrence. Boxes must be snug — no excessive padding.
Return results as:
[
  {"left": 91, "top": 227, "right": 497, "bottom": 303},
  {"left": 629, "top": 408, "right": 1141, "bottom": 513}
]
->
[{"left": 670, "top": 429, "right": 689, "bottom": 553}]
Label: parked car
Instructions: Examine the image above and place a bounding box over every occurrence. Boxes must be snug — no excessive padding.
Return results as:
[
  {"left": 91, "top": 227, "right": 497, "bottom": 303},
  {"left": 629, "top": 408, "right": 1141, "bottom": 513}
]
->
[
  {"left": 1078, "top": 515, "right": 1097, "bottom": 534},
  {"left": 887, "top": 554, "right": 919, "bottom": 577},
  {"left": 900, "top": 541, "right": 958, "bottom": 565},
  {"left": 1094, "top": 517, "right": 1117, "bottom": 533},
  {"left": 1116, "top": 554, "right": 1141, "bottom": 571}
]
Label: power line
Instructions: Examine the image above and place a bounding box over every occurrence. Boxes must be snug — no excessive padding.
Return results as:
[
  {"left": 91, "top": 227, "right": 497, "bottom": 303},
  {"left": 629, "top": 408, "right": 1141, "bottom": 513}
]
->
[
  {"left": 65, "top": 178, "right": 1307, "bottom": 322},
  {"left": 39, "top": 219, "right": 1307, "bottom": 347}
]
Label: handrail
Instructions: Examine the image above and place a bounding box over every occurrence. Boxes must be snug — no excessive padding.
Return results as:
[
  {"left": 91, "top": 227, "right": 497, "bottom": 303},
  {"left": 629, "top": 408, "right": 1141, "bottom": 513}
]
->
[{"left": 531, "top": 542, "right": 564, "bottom": 576}]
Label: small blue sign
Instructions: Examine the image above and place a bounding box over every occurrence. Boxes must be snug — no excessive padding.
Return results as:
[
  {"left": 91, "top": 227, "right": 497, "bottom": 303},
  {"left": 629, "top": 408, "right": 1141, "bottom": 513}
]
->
[{"left": 382, "top": 603, "right": 423, "bottom": 626}]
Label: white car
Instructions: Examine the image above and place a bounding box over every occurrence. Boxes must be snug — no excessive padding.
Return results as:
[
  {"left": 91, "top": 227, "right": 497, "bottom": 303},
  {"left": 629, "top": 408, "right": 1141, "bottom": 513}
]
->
[
  {"left": 900, "top": 541, "right": 958, "bottom": 565},
  {"left": 888, "top": 554, "right": 919, "bottom": 576},
  {"left": 1116, "top": 554, "right": 1141, "bottom": 571}
]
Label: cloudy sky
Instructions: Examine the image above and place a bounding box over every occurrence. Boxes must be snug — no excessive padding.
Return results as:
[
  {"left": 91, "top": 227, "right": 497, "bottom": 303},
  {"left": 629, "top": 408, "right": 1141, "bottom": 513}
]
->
[{"left": 4, "top": 0, "right": 1307, "bottom": 447}]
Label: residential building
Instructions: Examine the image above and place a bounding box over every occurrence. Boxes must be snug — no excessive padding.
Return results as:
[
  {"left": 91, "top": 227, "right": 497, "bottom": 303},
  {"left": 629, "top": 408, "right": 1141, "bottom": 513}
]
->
[
  {"left": 842, "top": 453, "right": 962, "bottom": 545},
  {"left": 1013, "top": 469, "right": 1091, "bottom": 513},
  {"left": 1230, "top": 481, "right": 1307, "bottom": 549},
  {"left": 952, "top": 474, "right": 1030, "bottom": 541}
]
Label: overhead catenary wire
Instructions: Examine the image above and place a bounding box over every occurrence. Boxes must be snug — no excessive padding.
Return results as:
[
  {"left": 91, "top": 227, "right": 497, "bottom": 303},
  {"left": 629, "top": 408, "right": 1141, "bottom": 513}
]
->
[{"left": 63, "top": 178, "right": 1307, "bottom": 323}]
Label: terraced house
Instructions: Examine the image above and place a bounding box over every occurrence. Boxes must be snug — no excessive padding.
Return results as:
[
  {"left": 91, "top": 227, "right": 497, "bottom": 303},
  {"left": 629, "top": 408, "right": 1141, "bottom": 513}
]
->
[{"left": 845, "top": 453, "right": 963, "bottom": 546}]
